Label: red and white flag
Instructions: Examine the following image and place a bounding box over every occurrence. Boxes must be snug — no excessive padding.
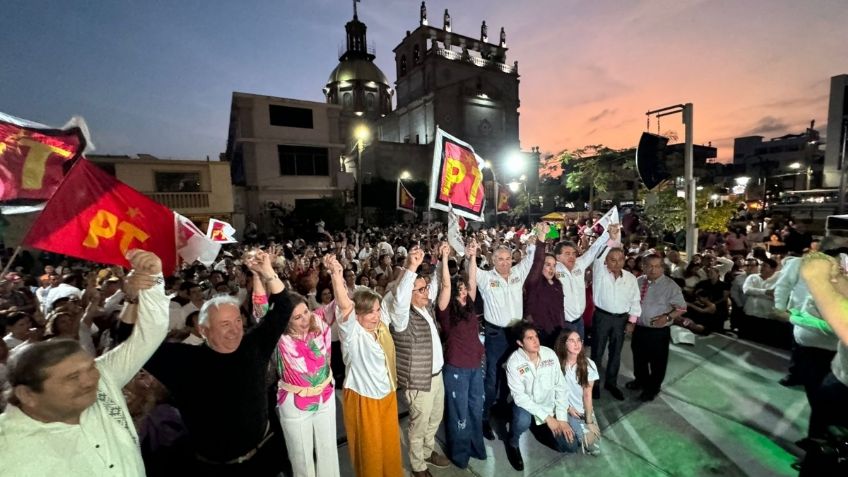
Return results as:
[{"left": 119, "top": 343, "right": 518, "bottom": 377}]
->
[
  {"left": 177, "top": 214, "right": 221, "bottom": 266},
  {"left": 207, "top": 218, "right": 238, "bottom": 243}
]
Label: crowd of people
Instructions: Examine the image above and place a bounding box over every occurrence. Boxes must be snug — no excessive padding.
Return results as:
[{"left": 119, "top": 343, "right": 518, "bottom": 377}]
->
[{"left": 0, "top": 211, "right": 846, "bottom": 476}]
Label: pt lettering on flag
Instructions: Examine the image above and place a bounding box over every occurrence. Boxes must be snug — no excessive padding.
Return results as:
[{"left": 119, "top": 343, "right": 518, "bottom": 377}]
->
[
  {"left": 206, "top": 218, "right": 238, "bottom": 244},
  {"left": 397, "top": 180, "right": 415, "bottom": 213},
  {"left": 0, "top": 112, "right": 88, "bottom": 202},
  {"left": 429, "top": 128, "right": 486, "bottom": 221},
  {"left": 23, "top": 159, "right": 177, "bottom": 275}
]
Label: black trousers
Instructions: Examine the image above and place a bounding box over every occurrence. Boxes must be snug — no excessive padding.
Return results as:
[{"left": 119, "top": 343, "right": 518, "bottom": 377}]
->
[
  {"left": 809, "top": 373, "right": 848, "bottom": 439},
  {"left": 631, "top": 325, "right": 671, "bottom": 394},
  {"left": 795, "top": 345, "right": 837, "bottom": 405},
  {"left": 591, "top": 308, "right": 628, "bottom": 387}
]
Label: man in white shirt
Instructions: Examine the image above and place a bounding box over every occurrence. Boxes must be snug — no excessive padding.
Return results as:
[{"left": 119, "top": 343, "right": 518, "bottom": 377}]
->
[
  {"left": 590, "top": 247, "right": 641, "bottom": 401},
  {"left": 504, "top": 323, "right": 577, "bottom": 471},
  {"left": 473, "top": 234, "right": 537, "bottom": 438},
  {"left": 0, "top": 250, "right": 169, "bottom": 477},
  {"left": 385, "top": 246, "right": 451, "bottom": 476},
  {"left": 665, "top": 249, "right": 688, "bottom": 280},
  {"left": 553, "top": 224, "right": 620, "bottom": 340}
]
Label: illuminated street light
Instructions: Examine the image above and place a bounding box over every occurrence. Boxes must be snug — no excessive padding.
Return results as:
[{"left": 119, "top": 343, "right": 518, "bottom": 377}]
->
[
  {"left": 506, "top": 151, "right": 525, "bottom": 175},
  {"left": 735, "top": 176, "right": 751, "bottom": 186},
  {"left": 789, "top": 162, "right": 801, "bottom": 170},
  {"left": 508, "top": 181, "right": 520, "bottom": 192},
  {"left": 399, "top": 170, "right": 411, "bottom": 180}
]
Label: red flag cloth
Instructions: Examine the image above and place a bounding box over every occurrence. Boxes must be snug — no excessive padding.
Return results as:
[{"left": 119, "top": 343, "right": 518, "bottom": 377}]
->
[
  {"left": 397, "top": 180, "right": 415, "bottom": 213},
  {"left": 23, "top": 159, "right": 177, "bottom": 275},
  {"left": 429, "top": 128, "right": 485, "bottom": 221},
  {"left": 496, "top": 183, "right": 511, "bottom": 214},
  {"left": 0, "top": 116, "right": 85, "bottom": 201}
]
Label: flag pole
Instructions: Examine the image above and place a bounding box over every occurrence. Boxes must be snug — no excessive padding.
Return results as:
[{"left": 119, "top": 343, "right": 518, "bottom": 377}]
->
[{"left": 1, "top": 245, "right": 22, "bottom": 277}]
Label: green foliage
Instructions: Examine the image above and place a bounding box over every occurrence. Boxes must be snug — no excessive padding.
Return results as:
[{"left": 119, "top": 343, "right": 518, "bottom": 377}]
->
[
  {"left": 558, "top": 145, "right": 636, "bottom": 211},
  {"left": 640, "top": 185, "right": 738, "bottom": 234}
]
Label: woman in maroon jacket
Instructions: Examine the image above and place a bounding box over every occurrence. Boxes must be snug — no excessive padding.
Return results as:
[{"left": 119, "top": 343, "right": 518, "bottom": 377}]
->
[
  {"left": 436, "top": 240, "right": 487, "bottom": 469},
  {"left": 523, "top": 223, "right": 566, "bottom": 349}
]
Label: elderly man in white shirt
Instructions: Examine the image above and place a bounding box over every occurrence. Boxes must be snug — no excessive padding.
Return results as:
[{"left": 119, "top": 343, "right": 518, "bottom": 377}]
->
[
  {"left": 553, "top": 224, "right": 621, "bottom": 340},
  {"left": 590, "top": 246, "right": 641, "bottom": 401},
  {"left": 0, "top": 250, "right": 169, "bottom": 477},
  {"left": 742, "top": 258, "right": 783, "bottom": 346},
  {"left": 474, "top": 229, "right": 539, "bottom": 438}
]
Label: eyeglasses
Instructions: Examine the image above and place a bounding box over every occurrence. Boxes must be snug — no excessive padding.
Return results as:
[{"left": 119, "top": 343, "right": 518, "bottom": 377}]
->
[{"left": 413, "top": 284, "right": 430, "bottom": 294}]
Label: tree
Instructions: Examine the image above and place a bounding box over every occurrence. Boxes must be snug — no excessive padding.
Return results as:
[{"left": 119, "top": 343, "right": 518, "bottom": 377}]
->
[
  {"left": 559, "top": 145, "right": 635, "bottom": 214},
  {"left": 640, "top": 185, "right": 738, "bottom": 236}
]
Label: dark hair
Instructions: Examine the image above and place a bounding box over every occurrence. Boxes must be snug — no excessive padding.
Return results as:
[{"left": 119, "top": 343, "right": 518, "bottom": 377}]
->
[
  {"left": 184, "top": 310, "right": 200, "bottom": 329},
  {"left": 553, "top": 240, "right": 578, "bottom": 256},
  {"left": 554, "top": 329, "right": 590, "bottom": 387},
  {"left": 6, "top": 339, "right": 84, "bottom": 405},
  {"left": 761, "top": 258, "right": 778, "bottom": 269},
  {"left": 179, "top": 281, "right": 199, "bottom": 293},
  {"left": 448, "top": 277, "right": 474, "bottom": 326},
  {"left": 6, "top": 311, "right": 31, "bottom": 326},
  {"left": 513, "top": 322, "right": 538, "bottom": 343}
]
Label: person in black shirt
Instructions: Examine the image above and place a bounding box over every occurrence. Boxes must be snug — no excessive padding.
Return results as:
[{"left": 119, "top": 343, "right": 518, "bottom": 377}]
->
[
  {"left": 144, "top": 250, "right": 292, "bottom": 477},
  {"left": 688, "top": 267, "right": 730, "bottom": 333}
]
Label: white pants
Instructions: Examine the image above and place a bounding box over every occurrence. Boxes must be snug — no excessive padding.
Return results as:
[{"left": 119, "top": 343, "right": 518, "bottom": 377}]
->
[{"left": 277, "top": 392, "right": 340, "bottom": 477}]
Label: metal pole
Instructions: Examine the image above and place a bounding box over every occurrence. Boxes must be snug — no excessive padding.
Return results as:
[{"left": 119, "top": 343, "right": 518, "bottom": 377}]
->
[
  {"left": 1, "top": 246, "right": 22, "bottom": 277},
  {"left": 683, "top": 103, "right": 696, "bottom": 258},
  {"left": 839, "top": 121, "right": 848, "bottom": 214},
  {"left": 524, "top": 182, "right": 530, "bottom": 226},
  {"left": 356, "top": 141, "right": 363, "bottom": 228}
]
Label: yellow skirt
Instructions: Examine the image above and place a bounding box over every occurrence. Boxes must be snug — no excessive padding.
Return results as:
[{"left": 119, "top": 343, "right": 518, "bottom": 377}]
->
[{"left": 343, "top": 389, "right": 403, "bottom": 477}]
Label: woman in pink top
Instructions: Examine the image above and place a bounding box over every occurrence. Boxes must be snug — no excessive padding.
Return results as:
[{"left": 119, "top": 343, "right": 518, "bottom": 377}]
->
[{"left": 255, "top": 276, "right": 340, "bottom": 477}]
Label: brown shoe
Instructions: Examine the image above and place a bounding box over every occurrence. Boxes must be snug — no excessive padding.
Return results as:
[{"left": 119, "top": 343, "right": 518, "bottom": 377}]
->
[
  {"left": 426, "top": 451, "right": 451, "bottom": 468},
  {"left": 412, "top": 470, "right": 433, "bottom": 477}
]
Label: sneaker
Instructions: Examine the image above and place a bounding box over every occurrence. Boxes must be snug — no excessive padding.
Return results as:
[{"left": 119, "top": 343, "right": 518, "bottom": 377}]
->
[
  {"left": 585, "top": 443, "right": 601, "bottom": 456},
  {"left": 505, "top": 443, "right": 524, "bottom": 471},
  {"left": 425, "top": 451, "right": 450, "bottom": 468}
]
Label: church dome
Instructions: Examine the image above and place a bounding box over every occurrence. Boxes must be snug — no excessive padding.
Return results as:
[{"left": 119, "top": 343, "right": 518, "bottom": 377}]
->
[{"left": 326, "top": 59, "right": 390, "bottom": 87}]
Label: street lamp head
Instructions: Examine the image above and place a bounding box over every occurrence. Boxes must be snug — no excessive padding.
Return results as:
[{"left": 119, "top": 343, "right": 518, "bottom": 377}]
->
[
  {"left": 508, "top": 181, "right": 520, "bottom": 192},
  {"left": 354, "top": 125, "right": 370, "bottom": 142},
  {"left": 399, "top": 170, "right": 411, "bottom": 180},
  {"left": 789, "top": 162, "right": 801, "bottom": 170},
  {"left": 735, "top": 176, "right": 751, "bottom": 186},
  {"left": 506, "top": 151, "right": 525, "bottom": 175},
  {"left": 483, "top": 160, "right": 493, "bottom": 169},
  {"left": 519, "top": 174, "right": 526, "bottom": 181}
]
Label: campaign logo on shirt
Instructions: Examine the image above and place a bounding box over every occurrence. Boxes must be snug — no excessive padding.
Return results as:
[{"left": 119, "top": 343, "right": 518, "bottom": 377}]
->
[
  {"left": 540, "top": 358, "right": 557, "bottom": 368},
  {"left": 509, "top": 276, "right": 521, "bottom": 285},
  {"left": 556, "top": 271, "right": 567, "bottom": 278},
  {"left": 489, "top": 280, "right": 500, "bottom": 288},
  {"left": 517, "top": 364, "right": 531, "bottom": 375}
]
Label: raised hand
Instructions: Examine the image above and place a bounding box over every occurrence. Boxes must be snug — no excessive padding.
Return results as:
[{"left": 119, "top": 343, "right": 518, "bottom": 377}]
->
[
  {"left": 406, "top": 247, "right": 425, "bottom": 272},
  {"left": 323, "top": 254, "right": 343, "bottom": 277},
  {"left": 438, "top": 241, "right": 450, "bottom": 260}
]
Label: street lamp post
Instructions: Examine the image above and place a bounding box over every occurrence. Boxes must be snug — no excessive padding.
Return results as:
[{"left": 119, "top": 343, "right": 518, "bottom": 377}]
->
[{"left": 354, "top": 125, "right": 370, "bottom": 228}]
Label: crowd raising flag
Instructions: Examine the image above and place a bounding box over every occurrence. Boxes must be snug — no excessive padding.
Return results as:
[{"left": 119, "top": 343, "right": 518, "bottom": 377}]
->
[
  {"left": 396, "top": 179, "right": 415, "bottom": 213},
  {"left": 207, "top": 217, "right": 238, "bottom": 243},
  {"left": 23, "top": 158, "right": 178, "bottom": 275},
  {"left": 496, "top": 182, "right": 511, "bottom": 215},
  {"left": 0, "top": 112, "right": 91, "bottom": 211},
  {"left": 429, "top": 127, "right": 486, "bottom": 221}
]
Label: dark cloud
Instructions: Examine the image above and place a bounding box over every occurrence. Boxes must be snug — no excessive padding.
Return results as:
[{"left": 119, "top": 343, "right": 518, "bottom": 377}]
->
[
  {"left": 587, "top": 108, "right": 616, "bottom": 123},
  {"left": 743, "top": 116, "right": 790, "bottom": 136}
]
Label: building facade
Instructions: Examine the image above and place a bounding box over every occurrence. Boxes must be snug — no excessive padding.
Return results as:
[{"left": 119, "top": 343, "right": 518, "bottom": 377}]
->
[
  {"left": 733, "top": 125, "right": 824, "bottom": 197},
  {"left": 824, "top": 74, "right": 848, "bottom": 188}
]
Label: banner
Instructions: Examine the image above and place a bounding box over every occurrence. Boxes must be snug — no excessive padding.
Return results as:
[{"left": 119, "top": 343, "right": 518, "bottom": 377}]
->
[
  {"left": 0, "top": 112, "right": 91, "bottom": 209},
  {"left": 179, "top": 214, "right": 222, "bottom": 266},
  {"left": 396, "top": 179, "right": 415, "bottom": 213},
  {"left": 496, "top": 182, "right": 511, "bottom": 214},
  {"left": 23, "top": 159, "right": 177, "bottom": 275},
  {"left": 447, "top": 206, "right": 466, "bottom": 257},
  {"left": 429, "top": 128, "right": 486, "bottom": 221},
  {"left": 207, "top": 218, "right": 238, "bottom": 243}
]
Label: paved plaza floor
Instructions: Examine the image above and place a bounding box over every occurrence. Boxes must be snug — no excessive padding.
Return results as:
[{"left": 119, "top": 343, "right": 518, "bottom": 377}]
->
[{"left": 334, "top": 332, "right": 806, "bottom": 477}]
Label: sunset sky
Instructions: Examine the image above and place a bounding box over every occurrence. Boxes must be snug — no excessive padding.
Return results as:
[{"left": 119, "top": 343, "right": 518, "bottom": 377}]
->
[{"left": 2, "top": 0, "right": 846, "bottom": 163}]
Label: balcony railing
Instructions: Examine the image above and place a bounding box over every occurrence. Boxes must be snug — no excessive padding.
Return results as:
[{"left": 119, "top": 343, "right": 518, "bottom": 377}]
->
[
  {"left": 430, "top": 47, "right": 517, "bottom": 74},
  {"left": 149, "top": 192, "right": 210, "bottom": 210}
]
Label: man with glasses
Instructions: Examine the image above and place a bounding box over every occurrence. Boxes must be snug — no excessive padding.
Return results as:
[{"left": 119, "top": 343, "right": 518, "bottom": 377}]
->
[{"left": 384, "top": 244, "right": 451, "bottom": 477}]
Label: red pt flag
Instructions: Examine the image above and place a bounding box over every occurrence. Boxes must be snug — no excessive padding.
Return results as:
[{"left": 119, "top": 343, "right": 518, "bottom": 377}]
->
[
  {"left": 0, "top": 112, "right": 87, "bottom": 202},
  {"left": 429, "top": 128, "right": 486, "bottom": 221},
  {"left": 397, "top": 180, "right": 415, "bottom": 213},
  {"left": 23, "top": 159, "right": 177, "bottom": 275},
  {"left": 496, "top": 183, "right": 511, "bottom": 214}
]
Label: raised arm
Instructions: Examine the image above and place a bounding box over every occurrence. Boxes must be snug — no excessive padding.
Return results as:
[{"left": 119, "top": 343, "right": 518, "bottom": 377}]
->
[
  {"left": 382, "top": 247, "right": 423, "bottom": 331},
  {"left": 97, "top": 250, "right": 169, "bottom": 388},
  {"left": 325, "top": 254, "right": 353, "bottom": 322},
  {"left": 437, "top": 242, "right": 452, "bottom": 312},
  {"left": 465, "top": 240, "right": 478, "bottom": 302},
  {"left": 801, "top": 253, "right": 848, "bottom": 343}
]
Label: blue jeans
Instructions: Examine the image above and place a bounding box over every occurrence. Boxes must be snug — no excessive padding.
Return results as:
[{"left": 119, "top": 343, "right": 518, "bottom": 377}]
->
[
  {"left": 443, "top": 365, "right": 486, "bottom": 468},
  {"left": 509, "top": 404, "right": 581, "bottom": 453},
  {"left": 483, "top": 323, "right": 510, "bottom": 416}
]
